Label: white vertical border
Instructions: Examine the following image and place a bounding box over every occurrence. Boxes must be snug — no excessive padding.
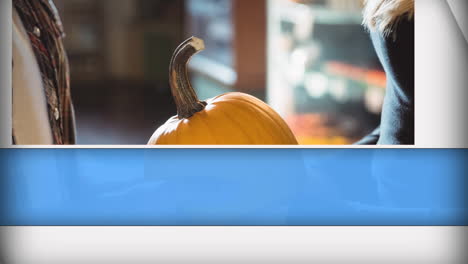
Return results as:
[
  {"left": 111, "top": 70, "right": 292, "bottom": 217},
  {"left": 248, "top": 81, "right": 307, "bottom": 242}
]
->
[
  {"left": 415, "top": 0, "right": 468, "bottom": 147},
  {"left": 0, "top": 0, "right": 12, "bottom": 147}
]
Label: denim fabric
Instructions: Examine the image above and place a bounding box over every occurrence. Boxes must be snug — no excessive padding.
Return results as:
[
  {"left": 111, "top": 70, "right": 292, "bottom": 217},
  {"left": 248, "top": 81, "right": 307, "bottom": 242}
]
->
[{"left": 358, "top": 18, "right": 415, "bottom": 145}]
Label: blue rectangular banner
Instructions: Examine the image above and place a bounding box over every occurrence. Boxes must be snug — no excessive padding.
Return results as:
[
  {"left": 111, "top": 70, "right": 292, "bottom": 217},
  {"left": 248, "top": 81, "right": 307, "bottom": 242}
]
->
[{"left": 1, "top": 149, "right": 466, "bottom": 225}]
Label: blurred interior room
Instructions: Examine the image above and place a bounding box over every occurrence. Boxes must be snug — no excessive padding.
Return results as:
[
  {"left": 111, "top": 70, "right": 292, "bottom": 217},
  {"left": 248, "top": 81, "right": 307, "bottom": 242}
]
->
[{"left": 54, "top": 0, "right": 384, "bottom": 145}]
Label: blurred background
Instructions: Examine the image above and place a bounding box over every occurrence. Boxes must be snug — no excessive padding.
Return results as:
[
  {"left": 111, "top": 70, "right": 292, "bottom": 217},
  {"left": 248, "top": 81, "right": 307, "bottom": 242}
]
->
[{"left": 54, "top": 0, "right": 385, "bottom": 145}]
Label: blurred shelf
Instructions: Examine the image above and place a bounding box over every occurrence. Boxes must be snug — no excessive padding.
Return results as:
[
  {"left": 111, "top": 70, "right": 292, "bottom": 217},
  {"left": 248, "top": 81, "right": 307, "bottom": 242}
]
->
[
  {"left": 312, "top": 7, "right": 362, "bottom": 25},
  {"left": 186, "top": 0, "right": 266, "bottom": 92},
  {"left": 324, "top": 61, "right": 386, "bottom": 88},
  {"left": 279, "top": 2, "right": 363, "bottom": 25},
  {"left": 189, "top": 55, "right": 237, "bottom": 87},
  {"left": 268, "top": 0, "right": 382, "bottom": 143}
]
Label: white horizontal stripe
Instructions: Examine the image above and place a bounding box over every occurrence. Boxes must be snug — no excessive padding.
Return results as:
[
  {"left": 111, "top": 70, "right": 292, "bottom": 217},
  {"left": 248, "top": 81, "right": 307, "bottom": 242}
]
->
[{"left": 2, "top": 226, "right": 466, "bottom": 264}]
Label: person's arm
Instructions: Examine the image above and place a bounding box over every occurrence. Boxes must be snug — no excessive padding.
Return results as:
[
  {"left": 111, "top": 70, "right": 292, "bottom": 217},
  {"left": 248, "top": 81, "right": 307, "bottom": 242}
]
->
[
  {"left": 372, "top": 18, "right": 414, "bottom": 145},
  {"left": 360, "top": 0, "right": 415, "bottom": 145}
]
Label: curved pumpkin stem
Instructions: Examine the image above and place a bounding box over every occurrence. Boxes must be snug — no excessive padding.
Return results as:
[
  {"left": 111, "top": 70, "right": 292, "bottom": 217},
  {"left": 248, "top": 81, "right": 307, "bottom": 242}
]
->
[{"left": 169, "top": 36, "right": 207, "bottom": 119}]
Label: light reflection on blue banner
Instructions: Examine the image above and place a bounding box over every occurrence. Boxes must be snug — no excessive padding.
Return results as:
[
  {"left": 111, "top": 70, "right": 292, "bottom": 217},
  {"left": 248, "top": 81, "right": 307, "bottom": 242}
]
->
[{"left": 1, "top": 149, "right": 466, "bottom": 225}]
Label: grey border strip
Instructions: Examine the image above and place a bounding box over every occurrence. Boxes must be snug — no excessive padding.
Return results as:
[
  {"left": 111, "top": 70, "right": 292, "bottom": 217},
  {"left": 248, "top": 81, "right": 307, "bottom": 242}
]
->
[{"left": 0, "top": 0, "right": 12, "bottom": 147}]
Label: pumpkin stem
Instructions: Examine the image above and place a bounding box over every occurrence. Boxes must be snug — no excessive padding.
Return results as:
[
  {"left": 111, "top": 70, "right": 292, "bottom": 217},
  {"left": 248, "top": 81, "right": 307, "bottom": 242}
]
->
[{"left": 169, "top": 36, "right": 207, "bottom": 119}]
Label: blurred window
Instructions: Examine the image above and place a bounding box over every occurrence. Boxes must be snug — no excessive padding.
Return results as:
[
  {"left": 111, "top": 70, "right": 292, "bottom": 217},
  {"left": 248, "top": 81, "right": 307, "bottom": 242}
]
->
[{"left": 267, "top": 0, "right": 385, "bottom": 144}]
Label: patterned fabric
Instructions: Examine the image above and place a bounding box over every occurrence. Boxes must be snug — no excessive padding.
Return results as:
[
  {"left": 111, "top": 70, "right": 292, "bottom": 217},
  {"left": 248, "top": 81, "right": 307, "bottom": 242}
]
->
[{"left": 13, "top": 0, "right": 76, "bottom": 144}]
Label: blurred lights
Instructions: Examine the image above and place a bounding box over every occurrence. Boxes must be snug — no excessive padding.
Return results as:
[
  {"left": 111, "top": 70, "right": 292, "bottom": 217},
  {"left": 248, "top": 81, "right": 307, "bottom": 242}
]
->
[
  {"left": 328, "top": 78, "right": 348, "bottom": 102},
  {"left": 364, "top": 86, "right": 385, "bottom": 114},
  {"left": 286, "top": 113, "right": 352, "bottom": 145},
  {"left": 268, "top": 0, "right": 383, "bottom": 144},
  {"left": 287, "top": 45, "right": 319, "bottom": 85},
  {"left": 286, "top": 48, "right": 308, "bottom": 85},
  {"left": 326, "top": 61, "right": 386, "bottom": 88},
  {"left": 305, "top": 72, "right": 328, "bottom": 98},
  {"left": 293, "top": 10, "right": 315, "bottom": 41}
]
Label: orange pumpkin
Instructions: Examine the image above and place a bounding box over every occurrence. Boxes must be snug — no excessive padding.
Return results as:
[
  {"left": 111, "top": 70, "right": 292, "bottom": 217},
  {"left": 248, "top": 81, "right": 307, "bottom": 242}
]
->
[{"left": 148, "top": 37, "right": 298, "bottom": 145}]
